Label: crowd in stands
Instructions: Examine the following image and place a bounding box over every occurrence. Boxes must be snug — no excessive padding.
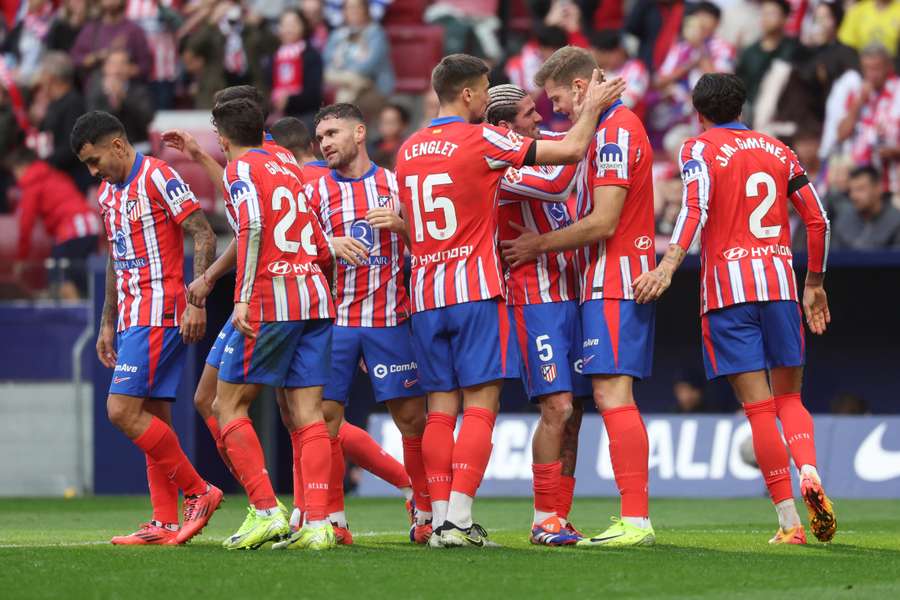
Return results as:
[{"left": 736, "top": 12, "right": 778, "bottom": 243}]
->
[{"left": 1, "top": 0, "right": 899, "bottom": 299}]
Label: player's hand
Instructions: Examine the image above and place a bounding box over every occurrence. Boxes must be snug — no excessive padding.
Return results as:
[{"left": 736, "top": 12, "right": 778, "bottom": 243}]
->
[
  {"left": 96, "top": 324, "right": 117, "bottom": 369},
  {"left": 632, "top": 266, "right": 672, "bottom": 304},
  {"left": 180, "top": 303, "right": 207, "bottom": 344},
  {"left": 578, "top": 71, "right": 625, "bottom": 118},
  {"left": 500, "top": 222, "right": 543, "bottom": 267},
  {"left": 366, "top": 208, "right": 404, "bottom": 233},
  {"left": 161, "top": 129, "right": 203, "bottom": 160},
  {"left": 232, "top": 302, "right": 256, "bottom": 339},
  {"left": 803, "top": 283, "right": 830, "bottom": 335},
  {"left": 187, "top": 273, "right": 212, "bottom": 307},
  {"left": 331, "top": 236, "right": 369, "bottom": 266}
]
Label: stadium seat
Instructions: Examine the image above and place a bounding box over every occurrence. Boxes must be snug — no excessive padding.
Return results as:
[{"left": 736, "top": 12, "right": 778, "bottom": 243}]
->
[
  {"left": 388, "top": 25, "right": 445, "bottom": 93},
  {"left": 383, "top": 0, "right": 429, "bottom": 25}
]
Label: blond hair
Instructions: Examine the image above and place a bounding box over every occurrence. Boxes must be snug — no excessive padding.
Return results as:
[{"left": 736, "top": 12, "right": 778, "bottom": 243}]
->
[{"left": 534, "top": 46, "right": 598, "bottom": 88}]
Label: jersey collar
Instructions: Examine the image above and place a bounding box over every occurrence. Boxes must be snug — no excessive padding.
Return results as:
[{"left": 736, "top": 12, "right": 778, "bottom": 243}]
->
[
  {"left": 306, "top": 160, "right": 328, "bottom": 167},
  {"left": 116, "top": 152, "right": 144, "bottom": 190},
  {"left": 264, "top": 131, "right": 274, "bottom": 142},
  {"left": 331, "top": 161, "right": 377, "bottom": 182},
  {"left": 713, "top": 121, "right": 749, "bottom": 130},
  {"left": 598, "top": 100, "right": 623, "bottom": 125},
  {"left": 430, "top": 116, "right": 465, "bottom": 127}
]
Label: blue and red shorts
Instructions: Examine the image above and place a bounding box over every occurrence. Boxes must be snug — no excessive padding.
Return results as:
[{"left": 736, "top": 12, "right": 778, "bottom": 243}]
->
[
  {"left": 410, "top": 299, "right": 513, "bottom": 392},
  {"left": 323, "top": 322, "right": 424, "bottom": 404},
  {"left": 701, "top": 300, "right": 805, "bottom": 380},
  {"left": 580, "top": 298, "right": 655, "bottom": 379},
  {"left": 205, "top": 320, "right": 235, "bottom": 368},
  {"left": 218, "top": 319, "right": 332, "bottom": 388},
  {"left": 508, "top": 300, "right": 592, "bottom": 401},
  {"left": 109, "top": 326, "right": 186, "bottom": 400}
]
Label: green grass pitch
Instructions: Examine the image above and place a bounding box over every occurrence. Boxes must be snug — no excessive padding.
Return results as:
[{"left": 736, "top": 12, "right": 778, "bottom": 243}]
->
[{"left": 1, "top": 496, "right": 899, "bottom": 599}]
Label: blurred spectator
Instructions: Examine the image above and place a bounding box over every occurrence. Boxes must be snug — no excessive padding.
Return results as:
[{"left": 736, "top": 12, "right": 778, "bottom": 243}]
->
[
  {"left": 830, "top": 393, "right": 869, "bottom": 415},
  {"left": 544, "top": 0, "right": 589, "bottom": 48},
  {"left": 805, "top": 1, "right": 859, "bottom": 93},
  {"left": 45, "top": 0, "right": 92, "bottom": 54},
  {"left": 244, "top": 0, "right": 295, "bottom": 21},
  {"left": 837, "top": 44, "right": 900, "bottom": 195},
  {"left": 34, "top": 52, "right": 91, "bottom": 193},
  {"left": 324, "top": 0, "right": 392, "bottom": 119},
  {"left": 425, "top": 0, "right": 502, "bottom": 62},
  {"left": 70, "top": 0, "right": 152, "bottom": 88},
  {"left": 735, "top": 0, "right": 803, "bottom": 123},
  {"left": 505, "top": 25, "right": 568, "bottom": 95},
  {"left": 272, "top": 8, "right": 324, "bottom": 120},
  {"left": 125, "top": 0, "right": 181, "bottom": 110},
  {"left": 179, "top": 26, "right": 226, "bottom": 109},
  {"left": 270, "top": 115, "right": 317, "bottom": 164},
  {"left": 671, "top": 369, "right": 711, "bottom": 413},
  {"left": 654, "top": 123, "right": 694, "bottom": 251},
  {"left": 86, "top": 50, "right": 155, "bottom": 155},
  {"left": 368, "top": 103, "right": 410, "bottom": 169},
  {"left": 6, "top": 147, "right": 100, "bottom": 299},
  {"left": 417, "top": 87, "right": 440, "bottom": 129},
  {"left": 0, "top": 82, "right": 25, "bottom": 213},
  {"left": 1, "top": 0, "right": 54, "bottom": 86},
  {"left": 838, "top": 0, "right": 900, "bottom": 58},
  {"left": 302, "top": 0, "right": 330, "bottom": 52},
  {"left": 589, "top": 29, "right": 650, "bottom": 119},
  {"left": 578, "top": 0, "right": 625, "bottom": 30},
  {"left": 719, "top": 0, "right": 762, "bottom": 51},
  {"left": 324, "top": 0, "right": 392, "bottom": 28},
  {"left": 625, "top": 0, "right": 686, "bottom": 74},
  {"left": 830, "top": 165, "right": 900, "bottom": 250}
]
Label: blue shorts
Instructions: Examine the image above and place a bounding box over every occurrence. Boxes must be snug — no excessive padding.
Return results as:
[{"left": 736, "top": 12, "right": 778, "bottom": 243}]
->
[
  {"left": 218, "top": 319, "right": 332, "bottom": 388},
  {"left": 410, "top": 299, "right": 513, "bottom": 392},
  {"left": 109, "top": 326, "right": 186, "bottom": 400},
  {"left": 323, "top": 322, "right": 424, "bottom": 404},
  {"left": 580, "top": 299, "right": 655, "bottom": 379},
  {"left": 509, "top": 301, "right": 592, "bottom": 401},
  {"left": 701, "top": 300, "right": 805, "bottom": 380},
  {"left": 205, "top": 320, "right": 235, "bottom": 368}
]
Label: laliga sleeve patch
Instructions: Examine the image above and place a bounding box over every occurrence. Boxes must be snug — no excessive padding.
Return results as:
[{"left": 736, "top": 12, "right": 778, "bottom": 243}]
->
[
  {"left": 165, "top": 179, "right": 194, "bottom": 206},
  {"left": 596, "top": 143, "right": 625, "bottom": 173},
  {"left": 681, "top": 159, "right": 704, "bottom": 183},
  {"left": 229, "top": 179, "right": 253, "bottom": 206}
]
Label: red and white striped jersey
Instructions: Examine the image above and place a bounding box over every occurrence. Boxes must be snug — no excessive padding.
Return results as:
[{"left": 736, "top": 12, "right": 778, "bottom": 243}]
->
[
  {"left": 498, "top": 159, "right": 579, "bottom": 305},
  {"left": 575, "top": 101, "right": 656, "bottom": 303},
  {"left": 97, "top": 153, "right": 198, "bottom": 332},
  {"left": 224, "top": 148, "right": 334, "bottom": 323},
  {"left": 302, "top": 160, "right": 331, "bottom": 184},
  {"left": 670, "top": 123, "right": 831, "bottom": 314},
  {"left": 395, "top": 117, "right": 535, "bottom": 312},
  {"left": 305, "top": 164, "right": 409, "bottom": 327}
]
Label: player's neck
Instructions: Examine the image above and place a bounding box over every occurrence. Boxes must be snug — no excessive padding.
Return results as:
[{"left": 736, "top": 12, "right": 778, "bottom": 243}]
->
[
  {"left": 115, "top": 147, "right": 138, "bottom": 184},
  {"left": 227, "top": 144, "right": 261, "bottom": 161},
  {"left": 437, "top": 102, "right": 471, "bottom": 123},
  {"left": 335, "top": 149, "right": 372, "bottom": 180}
]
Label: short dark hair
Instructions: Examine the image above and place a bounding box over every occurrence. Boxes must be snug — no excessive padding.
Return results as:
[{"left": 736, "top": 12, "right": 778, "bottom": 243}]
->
[
  {"left": 536, "top": 25, "right": 568, "bottom": 50},
  {"left": 313, "top": 103, "right": 365, "bottom": 129},
  {"left": 383, "top": 103, "right": 411, "bottom": 126},
  {"left": 762, "top": 0, "right": 791, "bottom": 17},
  {"left": 213, "top": 85, "right": 265, "bottom": 109},
  {"left": 431, "top": 54, "right": 490, "bottom": 103},
  {"left": 690, "top": 1, "right": 722, "bottom": 19},
  {"left": 5, "top": 146, "right": 37, "bottom": 169},
  {"left": 692, "top": 73, "right": 746, "bottom": 124},
  {"left": 270, "top": 117, "right": 312, "bottom": 153},
  {"left": 849, "top": 165, "right": 880, "bottom": 183},
  {"left": 589, "top": 29, "right": 623, "bottom": 52},
  {"left": 212, "top": 99, "right": 265, "bottom": 147},
  {"left": 819, "top": 1, "right": 844, "bottom": 28},
  {"left": 70, "top": 110, "right": 127, "bottom": 154}
]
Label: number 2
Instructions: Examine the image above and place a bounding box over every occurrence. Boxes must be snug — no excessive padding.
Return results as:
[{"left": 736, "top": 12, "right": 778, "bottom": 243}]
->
[
  {"left": 272, "top": 186, "right": 317, "bottom": 255},
  {"left": 746, "top": 172, "right": 781, "bottom": 239},
  {"left": 405, "top": 173, "right": 457, "bottom": 242}
]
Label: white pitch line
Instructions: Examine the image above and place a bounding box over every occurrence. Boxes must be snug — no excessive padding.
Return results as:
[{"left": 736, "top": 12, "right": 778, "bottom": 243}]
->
[{"left": 0, "top": 541, "right": 110, "bottom": 549}]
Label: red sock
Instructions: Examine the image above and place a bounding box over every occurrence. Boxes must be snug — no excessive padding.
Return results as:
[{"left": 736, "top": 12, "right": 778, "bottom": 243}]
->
[
  {"left": 220, "top": 417, "right": 277, "bottom": 510},
  {"left": 557, "top": 475, "right": 576, "bottom": 520},
  {"left": 204, "top": 415, "right": 239, "bottom": 482},
  {"left": 422, "top": 412, "right": 455, "bottom": 503},
  {"left": 296, "top": 421, "right": 331, "bottom": 522},
  {"left": 289, "top": 430, "right": 305, "bottom": 511},
  {"left": 744, "top": 398, "right": 793, "bottom": 504},
  {"left": 532, "top": 461, "right": 561, "bottom": 514},
  {"left": 146, "top": 455, "right": 178, "bottom": 524},
  {"left": 133, "top": 416, "right": 206, "bottom": 496},
  {"left": 774, "top": 393, "right": 817, "bottom": 470},
  {"left": 450, "top": 407, "right": 496, "bottom": 497},
  {"left": 402, "top": 435, "right": 432, "bottom": 512},
  {"left": 339, "top": 422, "right": 410, "bottom": 489},
  {"left": 327, "top": 437, "right": 345, "bottom": 516},
  {"left": 602, "top": 405, "right": 649, "bottom": 518}
]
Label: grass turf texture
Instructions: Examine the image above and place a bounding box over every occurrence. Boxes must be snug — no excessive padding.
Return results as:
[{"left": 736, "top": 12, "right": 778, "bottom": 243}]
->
[{"left": 1, "top": 497, "right": 898, "bottom": 599}]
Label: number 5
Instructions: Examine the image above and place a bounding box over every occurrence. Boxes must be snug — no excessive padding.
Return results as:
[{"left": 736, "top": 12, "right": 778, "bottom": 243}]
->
[
  {"left": 747, "top": 172, "right": 781, "bottom": 239},
  {"left": 536, "top": 335, "right": 553, "bottom": 362}
]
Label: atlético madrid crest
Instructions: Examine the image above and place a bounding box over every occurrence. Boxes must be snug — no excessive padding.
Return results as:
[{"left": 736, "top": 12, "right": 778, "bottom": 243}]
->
[{"left": 541, "top": 363, "right": 557, "bottom": 383}]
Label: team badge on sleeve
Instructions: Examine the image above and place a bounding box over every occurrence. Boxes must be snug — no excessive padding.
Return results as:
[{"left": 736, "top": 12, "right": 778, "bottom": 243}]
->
[
  {"left": 504, "top": 168, "right": 523, "bottom": 185},
  {"left": 164, "top": 179, "right": 193, "bottom": 207},
  {"left": 541, "top": 363, "right": 558, "bottom": 383},
  {"left": 681, "top": 159, "right": 704, "bottom": 183},
  {"left": 596, "top": 143, "right": 625, "bottom": 174},
  {"left": 229, "top": 180, "right": 253, "bottom": 205}
]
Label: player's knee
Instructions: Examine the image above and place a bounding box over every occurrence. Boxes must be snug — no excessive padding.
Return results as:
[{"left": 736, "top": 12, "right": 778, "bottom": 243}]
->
[
  {"left": 106, "top": 396, "right": 139, "bottom": 431},
  {"left": 540, "top": 395, "right": 573, "bottom": 428},
  {"left": 394, "top": 408, "right": 426, "bottom": 436},
  {"left": 193, "top": 386, "right": 214, "bottom": 415}
]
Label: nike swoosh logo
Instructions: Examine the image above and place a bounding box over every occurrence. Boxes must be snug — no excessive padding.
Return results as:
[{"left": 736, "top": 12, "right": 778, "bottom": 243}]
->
[
  {"left": 854, "top": 423, "right": 900, "bottom": 482},
  {"left": 113, "top": 377, "right": 131, "bottom": 384},
  {"left": 403, "top": 378, "right": 418, "bottom": 389},
  {"left": 465, "top": 536, "right": 484, "bottom": 547},
  {"left": 582, "top": 355, "right": 595, "bottom": 367},
  {"left": 589, "top": 533, "right": 626, "bottom": 543}
]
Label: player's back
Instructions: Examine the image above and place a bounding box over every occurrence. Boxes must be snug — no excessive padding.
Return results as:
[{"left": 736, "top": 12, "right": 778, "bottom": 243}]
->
[
  {"left": 98, "top": 153, "right": 199, "bottom": 331},
  {"left": 396, "top": 116, "right": 534, "bottom": 312},
  {"left": 675, "top": 125, "right": 803, "bottom": 312},
  {"left": 225, "top": 148, "right": 333, "bottom": 322}
]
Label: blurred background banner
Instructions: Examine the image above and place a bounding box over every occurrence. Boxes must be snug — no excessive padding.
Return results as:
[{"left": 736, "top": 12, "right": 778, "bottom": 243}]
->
[{"left": 359, "top": 414, "right": 900, "bottom": 499}]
